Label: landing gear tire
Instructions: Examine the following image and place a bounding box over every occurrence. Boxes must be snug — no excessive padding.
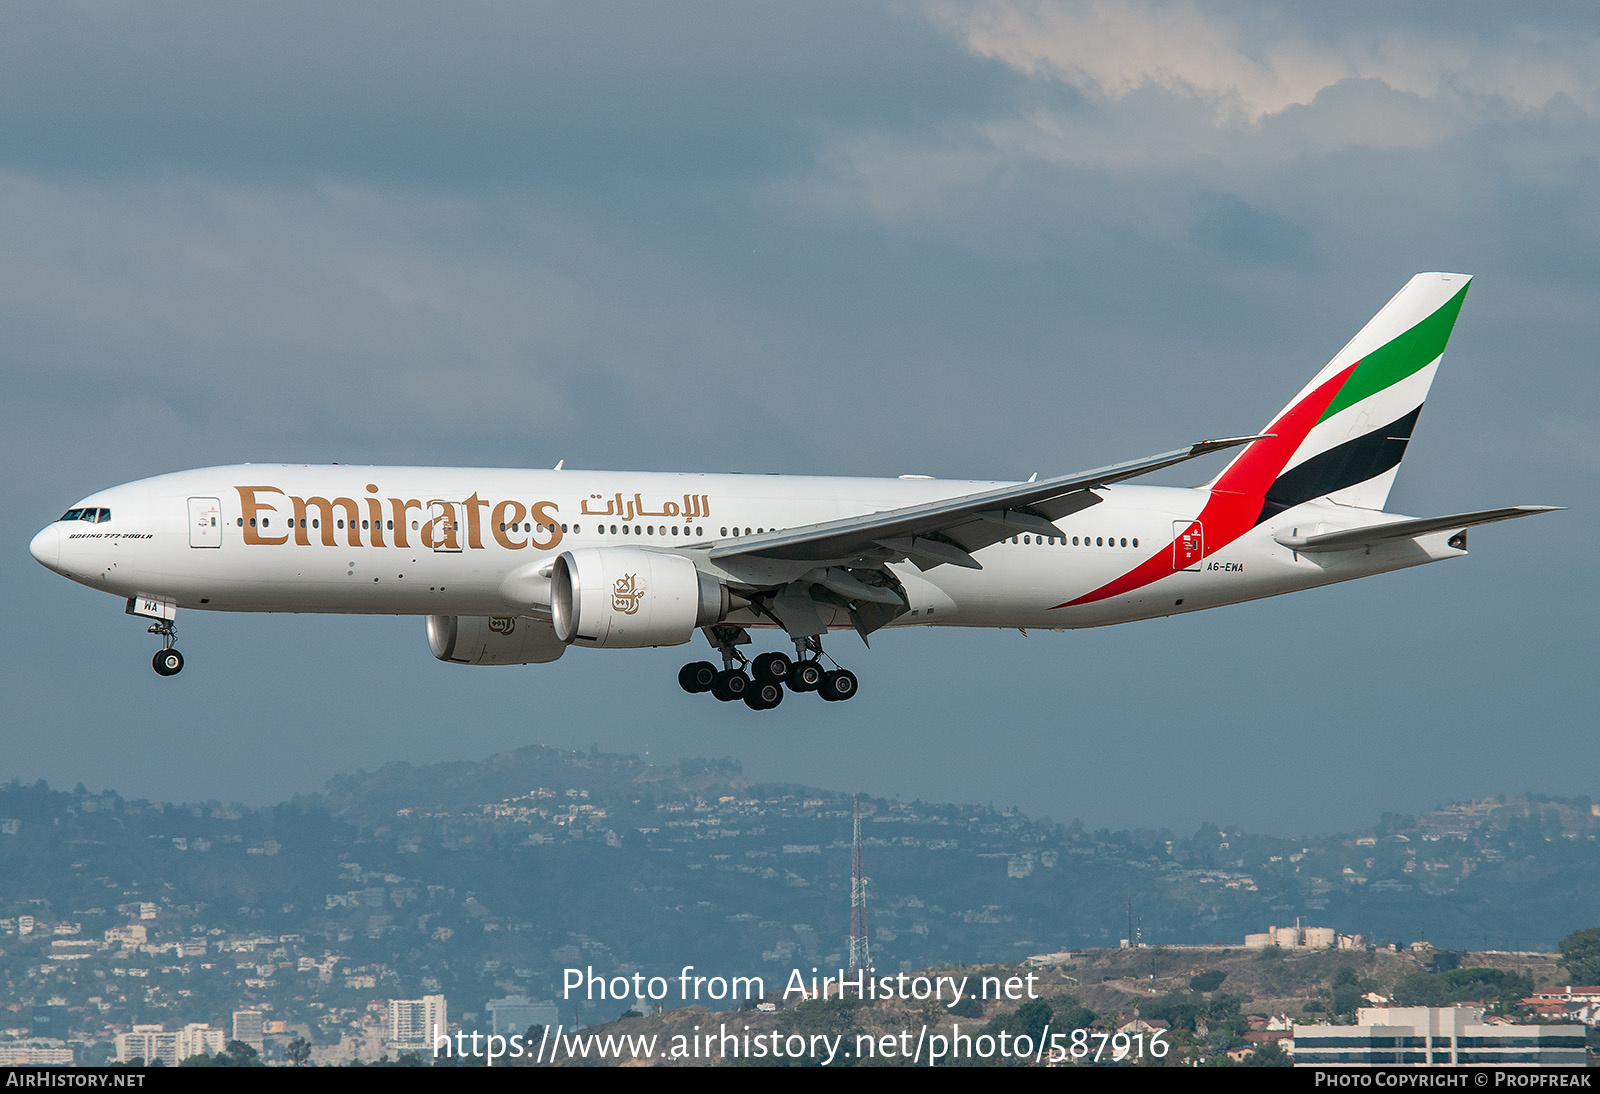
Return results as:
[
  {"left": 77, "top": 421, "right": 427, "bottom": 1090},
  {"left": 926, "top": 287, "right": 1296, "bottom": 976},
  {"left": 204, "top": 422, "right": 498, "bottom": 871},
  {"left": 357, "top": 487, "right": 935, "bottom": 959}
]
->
[
  {"left": 744, "top": 680, "right": 784, "bottom": 711},
  {"left": 152, "top": 649, "right": 184, "bottom": 677},
  {"left": 751, "top": 651, "right": 792, "bottom": 684},
  {"left": 786, "top": 659, "right": 824, "bottom": 692},
  {"left": 819, "top": 668, "right": 857, "bottom": 702},
  {"left": 711, "top": 669, "right": 750, "bottom": 703},
  {"left": 678, "top": 661, "right": 718, "bottom": 694}
]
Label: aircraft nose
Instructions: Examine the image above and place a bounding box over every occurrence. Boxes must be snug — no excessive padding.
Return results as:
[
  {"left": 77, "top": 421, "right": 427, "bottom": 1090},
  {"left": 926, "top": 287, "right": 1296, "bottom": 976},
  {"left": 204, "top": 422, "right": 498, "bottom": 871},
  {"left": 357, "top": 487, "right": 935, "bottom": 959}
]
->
[{"left": 30, "top": 524, "right": 59, "bottom": 571}]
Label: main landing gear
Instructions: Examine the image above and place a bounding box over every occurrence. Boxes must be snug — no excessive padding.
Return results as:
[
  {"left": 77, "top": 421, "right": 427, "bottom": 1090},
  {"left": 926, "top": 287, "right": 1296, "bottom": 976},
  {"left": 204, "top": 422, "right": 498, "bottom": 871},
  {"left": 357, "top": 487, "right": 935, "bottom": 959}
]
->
[
  {"left": 678, "top": 633, "right": 857, "bottom": 712},
  {"left": 149, "top": 619, "right": 184, "bottom": 677}
]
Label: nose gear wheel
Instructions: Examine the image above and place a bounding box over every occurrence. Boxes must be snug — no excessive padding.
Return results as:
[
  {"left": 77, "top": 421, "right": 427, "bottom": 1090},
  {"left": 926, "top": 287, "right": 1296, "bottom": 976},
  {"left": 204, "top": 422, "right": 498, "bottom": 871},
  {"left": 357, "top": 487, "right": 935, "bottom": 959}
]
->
[{"left": 148, "top": 619, "right": 184, "bottom": 677}]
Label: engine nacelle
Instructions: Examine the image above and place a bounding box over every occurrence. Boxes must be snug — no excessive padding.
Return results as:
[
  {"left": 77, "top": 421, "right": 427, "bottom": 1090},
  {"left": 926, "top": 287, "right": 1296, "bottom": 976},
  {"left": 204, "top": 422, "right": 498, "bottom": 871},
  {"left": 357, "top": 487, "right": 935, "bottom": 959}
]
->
[
  {"left": 551, "top": 547, "right": 726, "bottom": 648},
  {"left": 427, "top": 614, "right": 567, "bottom": 665}
]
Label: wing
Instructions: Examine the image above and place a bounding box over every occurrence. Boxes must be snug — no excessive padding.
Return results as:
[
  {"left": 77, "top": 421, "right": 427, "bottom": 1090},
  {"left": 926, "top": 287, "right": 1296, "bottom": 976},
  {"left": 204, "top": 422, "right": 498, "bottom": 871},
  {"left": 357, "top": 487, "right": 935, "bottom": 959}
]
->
[
  {"left": 688, "top": 435, "right": 1263, "bottom": 644},
  {"left": 703, "top": 435, "right": 1266, "bottom": 571}
]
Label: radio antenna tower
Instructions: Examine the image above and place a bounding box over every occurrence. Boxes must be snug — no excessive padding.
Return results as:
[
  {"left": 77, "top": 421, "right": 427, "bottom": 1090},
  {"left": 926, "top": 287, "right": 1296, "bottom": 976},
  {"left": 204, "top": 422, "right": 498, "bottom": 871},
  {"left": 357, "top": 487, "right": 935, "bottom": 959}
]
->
[{"left": 849, "top": 795, "right": 871, "bottom": 975}]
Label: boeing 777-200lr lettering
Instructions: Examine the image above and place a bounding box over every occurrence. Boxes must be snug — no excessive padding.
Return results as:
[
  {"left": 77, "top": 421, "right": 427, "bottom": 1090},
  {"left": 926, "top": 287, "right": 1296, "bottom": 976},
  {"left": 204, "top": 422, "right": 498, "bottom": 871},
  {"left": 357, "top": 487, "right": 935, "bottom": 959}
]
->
[{"left": 31, "top": 273, "right": 1560, "bottom": 710}]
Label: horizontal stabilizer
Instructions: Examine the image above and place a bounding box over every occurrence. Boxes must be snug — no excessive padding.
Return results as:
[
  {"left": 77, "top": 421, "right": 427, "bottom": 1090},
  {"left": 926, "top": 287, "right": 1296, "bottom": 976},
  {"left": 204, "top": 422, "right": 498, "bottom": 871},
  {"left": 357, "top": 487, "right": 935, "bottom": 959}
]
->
[{"left": 1274, "top": 506, "right": 1564, "bottom": 552}]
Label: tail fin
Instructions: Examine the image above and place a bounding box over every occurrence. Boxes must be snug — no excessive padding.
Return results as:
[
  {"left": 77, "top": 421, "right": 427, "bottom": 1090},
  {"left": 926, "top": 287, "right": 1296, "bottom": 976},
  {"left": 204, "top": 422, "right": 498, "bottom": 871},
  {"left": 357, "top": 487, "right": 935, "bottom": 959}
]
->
[{"left": 1207, "top": 272, "right": 1471, "bottom": 520}]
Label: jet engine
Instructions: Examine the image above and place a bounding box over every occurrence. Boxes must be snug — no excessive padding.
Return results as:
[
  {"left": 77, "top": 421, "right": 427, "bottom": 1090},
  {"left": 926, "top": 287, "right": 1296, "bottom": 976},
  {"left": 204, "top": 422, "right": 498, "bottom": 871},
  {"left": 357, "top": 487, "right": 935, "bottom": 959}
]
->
[
  {"left": 551, "top": 547, "right": 727, "bottom": 648},
  {"left": 426, "top": 614, "right": 567, "bottom": 665}
]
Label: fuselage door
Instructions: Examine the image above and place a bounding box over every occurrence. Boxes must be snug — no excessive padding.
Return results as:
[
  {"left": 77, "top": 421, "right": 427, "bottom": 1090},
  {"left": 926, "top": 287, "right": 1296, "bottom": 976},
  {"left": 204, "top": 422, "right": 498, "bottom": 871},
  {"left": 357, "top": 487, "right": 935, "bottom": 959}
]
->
[
  {"left": 1172, "top": 520, "right": 1203, "bottom": 571},
  {"left": 427, "top": 501, "right": 464, "bottom": 552},
  {"left": 188, "top": 497, "right": 222, "bottom": 548}
]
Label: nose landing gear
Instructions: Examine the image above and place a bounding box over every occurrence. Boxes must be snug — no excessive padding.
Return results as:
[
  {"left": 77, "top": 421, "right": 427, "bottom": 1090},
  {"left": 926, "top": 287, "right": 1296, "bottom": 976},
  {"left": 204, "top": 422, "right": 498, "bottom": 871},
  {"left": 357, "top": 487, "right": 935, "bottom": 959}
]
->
[{"left": 149, "top": 619, "right": 184, "bottom": 677}]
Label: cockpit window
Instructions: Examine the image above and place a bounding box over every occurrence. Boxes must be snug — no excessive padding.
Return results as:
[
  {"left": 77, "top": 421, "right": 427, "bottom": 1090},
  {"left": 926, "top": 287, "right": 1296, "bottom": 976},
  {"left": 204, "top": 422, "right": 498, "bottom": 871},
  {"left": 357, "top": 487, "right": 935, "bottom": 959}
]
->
[{"left": 58, "top": 508, "right": 110, "bottom": 524}]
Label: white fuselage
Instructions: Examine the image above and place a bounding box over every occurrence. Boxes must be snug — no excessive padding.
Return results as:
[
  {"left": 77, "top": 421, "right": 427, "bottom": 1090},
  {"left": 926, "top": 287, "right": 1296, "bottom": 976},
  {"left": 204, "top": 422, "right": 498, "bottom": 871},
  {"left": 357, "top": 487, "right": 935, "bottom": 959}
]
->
[{"left": 30, "top": 463, "right": 1461, "bottom": 637}]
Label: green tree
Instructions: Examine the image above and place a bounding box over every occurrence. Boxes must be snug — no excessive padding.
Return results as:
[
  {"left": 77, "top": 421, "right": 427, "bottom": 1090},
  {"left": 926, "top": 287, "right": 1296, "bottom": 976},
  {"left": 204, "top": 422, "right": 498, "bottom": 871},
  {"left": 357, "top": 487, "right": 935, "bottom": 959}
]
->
[
  {"left": 1330, "top": 966, "right": 1364, "bottom": 1017},
  {"left": 287, "top": 1037, "right": 312, "bottom": 1067},
  {"left": 214, "top": 1041, "right": 262, "bottom": 1067},
  {"left": 1558, "top": 928, "right": 1600, "bottom": 985}
]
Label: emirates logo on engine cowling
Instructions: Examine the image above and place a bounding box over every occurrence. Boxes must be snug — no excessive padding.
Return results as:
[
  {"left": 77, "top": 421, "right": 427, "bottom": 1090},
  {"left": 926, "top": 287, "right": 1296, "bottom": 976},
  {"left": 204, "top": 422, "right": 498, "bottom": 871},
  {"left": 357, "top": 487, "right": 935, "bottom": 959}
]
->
[
  {"left": 488, "top": 616, "right": 516, "bottom": 635},
  {"left": 612, "top": 573, "right": 645, "bottom": 615}
]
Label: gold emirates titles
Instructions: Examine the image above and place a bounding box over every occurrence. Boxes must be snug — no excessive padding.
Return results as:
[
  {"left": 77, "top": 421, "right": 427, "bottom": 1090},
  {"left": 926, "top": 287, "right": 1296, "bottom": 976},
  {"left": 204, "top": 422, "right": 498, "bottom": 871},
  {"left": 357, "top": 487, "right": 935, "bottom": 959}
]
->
[{"left": 233, "top": 485, "right": 712, "bottom": 553}]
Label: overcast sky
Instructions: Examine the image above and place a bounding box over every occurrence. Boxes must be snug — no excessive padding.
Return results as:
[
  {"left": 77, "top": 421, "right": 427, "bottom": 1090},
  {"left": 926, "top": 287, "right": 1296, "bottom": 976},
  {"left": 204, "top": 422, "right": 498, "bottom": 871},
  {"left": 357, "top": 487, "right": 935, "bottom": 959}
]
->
[{"left": 4, "top": 1, "right": 1595, "bottom": 837}]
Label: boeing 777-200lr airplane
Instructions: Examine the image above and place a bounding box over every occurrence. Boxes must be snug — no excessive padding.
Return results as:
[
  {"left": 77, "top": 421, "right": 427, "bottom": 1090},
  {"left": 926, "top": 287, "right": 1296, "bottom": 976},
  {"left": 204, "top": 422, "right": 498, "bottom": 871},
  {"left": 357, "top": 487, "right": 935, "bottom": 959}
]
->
[{"left": 31, "top": 273, "right": 1560, "bottom": 710}]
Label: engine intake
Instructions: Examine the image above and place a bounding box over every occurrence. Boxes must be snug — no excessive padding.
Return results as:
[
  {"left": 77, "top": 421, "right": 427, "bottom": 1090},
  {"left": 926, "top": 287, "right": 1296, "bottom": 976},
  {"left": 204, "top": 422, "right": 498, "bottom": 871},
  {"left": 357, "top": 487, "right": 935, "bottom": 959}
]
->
[{"left": 551, "top": 547, "right": 726, "bottom": 648}]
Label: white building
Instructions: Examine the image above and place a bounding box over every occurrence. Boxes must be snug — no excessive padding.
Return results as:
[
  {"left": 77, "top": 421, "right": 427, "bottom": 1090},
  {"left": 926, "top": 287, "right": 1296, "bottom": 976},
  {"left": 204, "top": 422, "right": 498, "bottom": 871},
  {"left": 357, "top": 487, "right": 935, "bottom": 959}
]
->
[
  {"left": 0, "top": 1043, "right": 75, "bottom": 1066},
  {"left": 388, "top": 994, "right": 448, "bottom": 1049},
  {"left": 1294, "top": 1007, "right": 1586, "bottom": 1067},
  {"left": 1243, "top": 919, "right": 1362, "bottom": 950},
  {"left": 116, "top": 1023, "right": 227, "bottom": 1066}
]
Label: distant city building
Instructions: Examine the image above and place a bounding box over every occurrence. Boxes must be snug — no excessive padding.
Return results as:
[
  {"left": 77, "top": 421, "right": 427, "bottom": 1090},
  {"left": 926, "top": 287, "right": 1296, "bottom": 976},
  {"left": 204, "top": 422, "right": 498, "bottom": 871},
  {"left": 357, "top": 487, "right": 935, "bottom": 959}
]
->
[
  {"left": 116, "top": 1023, "right": 227, "bottom": 1066},
  {"left": 487, "top": 995, "right": 559, "bottom": 1036},
  {"left": 0, "top": 1043, "right": 74, "bottom": 1066},
  {"left": 1294, "top": 1007, "right": 1586, "bottom": 1067},
  {"left": 30, "top": 1005, "right": 68, "bottom": 1042},
  {"left": 388, "top": 994, "right": 448, "bottom": 1048},
  {"left": 105, "top": 924, "right": 148, "bottom": 947},
  {"left": 232, "top": 1010, "right": 265, "bottom": 1049}
]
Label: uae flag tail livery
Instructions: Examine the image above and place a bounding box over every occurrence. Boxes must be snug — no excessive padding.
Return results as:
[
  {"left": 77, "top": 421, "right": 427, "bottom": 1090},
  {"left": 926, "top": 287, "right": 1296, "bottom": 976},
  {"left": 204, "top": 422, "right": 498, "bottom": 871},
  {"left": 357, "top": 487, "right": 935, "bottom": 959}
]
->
[
  {"left": 1062, "top": 273, "right": 1554, "bottom": 612},
  {"left": 1212, "top": 271, "right": 1467, "bottom": 519},
  {"left": 30, "top": 273, "right": 1562, "bottom": 710}
]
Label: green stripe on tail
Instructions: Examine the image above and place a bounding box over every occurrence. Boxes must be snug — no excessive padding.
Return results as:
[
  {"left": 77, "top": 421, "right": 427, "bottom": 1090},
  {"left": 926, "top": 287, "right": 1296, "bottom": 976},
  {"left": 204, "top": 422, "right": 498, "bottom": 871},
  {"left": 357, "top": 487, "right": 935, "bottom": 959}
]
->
[{"left": 1318, "top": 282, "right": 1470, "bottom": 423}]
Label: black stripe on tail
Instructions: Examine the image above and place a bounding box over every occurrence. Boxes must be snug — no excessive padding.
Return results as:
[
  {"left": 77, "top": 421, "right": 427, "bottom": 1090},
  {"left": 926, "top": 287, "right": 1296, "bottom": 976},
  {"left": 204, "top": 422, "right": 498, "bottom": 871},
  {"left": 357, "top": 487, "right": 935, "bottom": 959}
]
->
[{"left": 1255, "top": 406, "right": 1422, "bottom": 525}]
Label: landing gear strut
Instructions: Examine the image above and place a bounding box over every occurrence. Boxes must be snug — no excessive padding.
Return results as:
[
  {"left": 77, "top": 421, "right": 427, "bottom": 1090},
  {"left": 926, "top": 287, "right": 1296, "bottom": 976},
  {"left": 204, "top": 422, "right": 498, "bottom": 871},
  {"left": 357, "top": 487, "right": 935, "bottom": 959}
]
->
[
  {"left": 149, "top": 619, "right": 184, "bottom": 677},
  {"left": 678, "top": 632, "right": 856, "bottom": 711}
]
